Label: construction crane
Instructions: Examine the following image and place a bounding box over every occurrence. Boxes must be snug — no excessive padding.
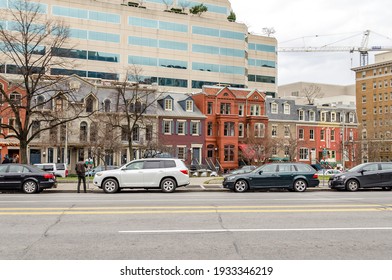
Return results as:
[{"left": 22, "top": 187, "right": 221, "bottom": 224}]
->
[{"left": 278, "top": 30, "right": 392, "bottom": 66}]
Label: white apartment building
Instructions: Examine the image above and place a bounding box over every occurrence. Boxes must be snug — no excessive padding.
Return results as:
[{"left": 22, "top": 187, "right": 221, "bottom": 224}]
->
[{"left": 0, "top": 0, "right": 277, "bottom": 95}]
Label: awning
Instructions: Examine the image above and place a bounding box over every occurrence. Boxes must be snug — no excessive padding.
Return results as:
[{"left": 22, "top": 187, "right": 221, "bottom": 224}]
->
[{"left": 238, "top": 144, "right": 255, "bottom": 158}]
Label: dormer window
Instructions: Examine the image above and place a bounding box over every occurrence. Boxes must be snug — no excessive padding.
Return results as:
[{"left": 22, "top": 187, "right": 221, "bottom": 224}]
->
[
  {"left": 186, "top": 100, "right": 193, "bottom": 112},
  {"left": 271, "top": 102, "right": 278, "bottom": 114},
  {"left": 283, "top": 103, "right": 290, "bottom": 114},
  {"left": 165, "top": 99, "right": 173, "bottom": 111}
]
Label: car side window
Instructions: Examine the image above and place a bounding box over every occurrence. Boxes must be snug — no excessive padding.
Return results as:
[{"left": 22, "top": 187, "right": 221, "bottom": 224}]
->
[
  {"left": 163, "top": 160, "right": 176, "bottom": 168},
  {"left": 262, "top": 164, "right": 277, "bottom": 173},
  {"left": 278, "top": 165, "right": 293, "bottom": 172},
  {"left": 381, "top": 163, "right": 392, "bottom": 170},
  {"left": 8, "top": 165, "right": 24, "bottom": 173},
  {"left": 143, "top": 161, "right": 161, "bottom": 169},
  {"left": 124, "top": 161, "right": 144, "bottom": 170},
  {"left": 363, "top": 164, "right": 378, "bottom": 171},
  {"left": 295, "top": 164, "right": 312, "bottom": 172}
]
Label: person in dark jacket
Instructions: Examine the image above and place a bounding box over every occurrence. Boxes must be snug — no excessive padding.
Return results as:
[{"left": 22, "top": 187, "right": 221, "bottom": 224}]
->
[
  {"left": 2, "top": 155, "right": 11, "bottom": 164},
  {"left": 75, "top": 161, "right": 87, "bottom": 193}
]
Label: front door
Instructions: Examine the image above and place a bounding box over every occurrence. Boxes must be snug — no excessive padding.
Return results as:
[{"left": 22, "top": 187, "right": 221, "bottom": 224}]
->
[
  {"left": 250, "top": 164, "right": 279, "bottom": 188},
  {"left": 192, "top": 148, "right": 201, "bottom": 165},
  {"left": 120, "top": 161, "right": 144, "bottom": 187}
]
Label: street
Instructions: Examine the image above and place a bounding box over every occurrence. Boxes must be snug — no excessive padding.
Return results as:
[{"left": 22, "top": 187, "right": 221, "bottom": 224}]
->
[{"left": 1, "top": 190, "right": 392, "bottom": 259}]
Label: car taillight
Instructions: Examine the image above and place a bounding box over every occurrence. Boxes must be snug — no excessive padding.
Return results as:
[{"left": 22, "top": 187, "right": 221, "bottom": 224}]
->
[
  {"left": 44, "top": 173, "right": 55, "bottom": 179},
  {"left": 180, "top": 169, "right": 189, "bottom": 175},
  {"left": 65, "top": 170, "right": 69, "bottom": 177},
  {"left": 313, "top": 174, "right": 319, "bottom": 179}
]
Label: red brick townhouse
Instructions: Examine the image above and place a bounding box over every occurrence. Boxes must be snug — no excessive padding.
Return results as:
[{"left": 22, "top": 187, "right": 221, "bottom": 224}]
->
[
  {"left": 0, "top": 75, "right": 26, "bottom": 162},
  {"left": 193, "top": 86, "right": 268, "bottom": 172}
]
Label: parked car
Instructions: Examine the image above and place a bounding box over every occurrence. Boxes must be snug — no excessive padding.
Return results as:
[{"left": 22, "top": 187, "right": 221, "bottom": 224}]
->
[
  {"left": 328, "top": 162, "right": 392, "bottom": 191},
  {"left": 223, "top": 163, "right": 319, "bottom": 192},
  {"left": 34, "top": 163, "right": 68, "bottom": 177},
  {"left": 85, "top": 165, "right": 118, "bottom": 177},
  {"left": 0, "top": 164, "right": 57, "bottom": 193},
  {"left": 93, "top": 158, "right": 190, "bottom": 193},
  {"left": 316, "top": 169, "right": 342, "bottom": 176}
]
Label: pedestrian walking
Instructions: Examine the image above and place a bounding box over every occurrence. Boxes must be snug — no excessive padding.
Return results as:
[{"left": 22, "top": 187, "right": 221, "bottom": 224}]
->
[{"left": 75, "top": 161, "right": 87, "bottom": 193}]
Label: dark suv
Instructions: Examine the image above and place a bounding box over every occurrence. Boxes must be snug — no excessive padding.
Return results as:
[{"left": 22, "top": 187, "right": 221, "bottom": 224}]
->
[
  {"left": 329, "top": 162, "right": 392, "bottom": 191},
  {"left": 223, "top": 163, "right": 319, "bottom": 192}
]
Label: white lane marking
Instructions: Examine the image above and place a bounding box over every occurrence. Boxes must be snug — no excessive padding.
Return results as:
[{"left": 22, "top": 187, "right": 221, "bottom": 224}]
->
[
  {"left": 119, "top": 227, "right": 392, "bottom": 234},
  {"left": 199, "top": 185, "right": 206, "bottom": 189}
]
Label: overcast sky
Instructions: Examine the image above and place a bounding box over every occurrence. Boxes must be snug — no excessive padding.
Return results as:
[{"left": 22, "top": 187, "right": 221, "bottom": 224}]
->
[{"left": 229, "top": 0, "right": 392, "bottom": 86}]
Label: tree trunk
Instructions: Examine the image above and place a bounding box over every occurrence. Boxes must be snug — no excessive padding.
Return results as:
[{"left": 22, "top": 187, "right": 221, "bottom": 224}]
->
[{"left": 19, "top": 140, "right": 28, "bottom": 164}]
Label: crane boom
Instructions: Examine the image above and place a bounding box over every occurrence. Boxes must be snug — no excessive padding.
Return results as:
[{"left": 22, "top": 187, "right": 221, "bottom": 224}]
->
[{"left": 277, "top": 30, "right": 392, "bottom": 66}]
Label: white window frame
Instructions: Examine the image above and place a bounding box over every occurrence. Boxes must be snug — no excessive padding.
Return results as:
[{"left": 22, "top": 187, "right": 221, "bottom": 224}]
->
[
  {"left": 299, "top": 148, "right": 309, "bottom": 160},
  {"left": 238, "top": 123, "right": 244, "bottom": 138},
  {"left": 238, "top": 104, "right": 244, "bottom": 116},
  {"left": 177, "top": 120, "right": 186, "bottom": 135},
  {"left": 163, "top": 119, "right": 173, "bottom": 134},
  {"left": 191, "top": 121, "right": 200, "bottom": 136},
  {"left": 186, "top": 100, "right": 193, "bottom": 112},
  {"left": 298, "top": 110, "right": 304, "bottom": 121},
  {"left": 283, "top": 103, "right": 290, "bottom": 114},
  {"left": 309, "top": 111, "right": 315, "bottom": 122},
  {"left": 271, "top": 103, "right": 278, "bottom": 114},
  {"left": 164, "top": 99, "right": 173, "bottom": 111},
  {"left": 254, "top": 123, "right": 265, "bottom": 138}
]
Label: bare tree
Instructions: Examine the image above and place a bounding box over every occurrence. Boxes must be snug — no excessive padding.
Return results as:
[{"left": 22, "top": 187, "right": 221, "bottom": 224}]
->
[
  {"left": 109, "top": 66, "right": 161, "bottom": 161},
  {"left": 0, "top": 0, "right": 83, "bottom": 163},
  {"left": 301, "top": 84, "right": 323, "bottom": 105}
]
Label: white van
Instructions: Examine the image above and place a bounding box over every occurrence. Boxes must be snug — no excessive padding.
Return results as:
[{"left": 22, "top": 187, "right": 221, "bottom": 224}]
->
[{"left": 34, "top": 163, "right": 68, "bottom": 177}]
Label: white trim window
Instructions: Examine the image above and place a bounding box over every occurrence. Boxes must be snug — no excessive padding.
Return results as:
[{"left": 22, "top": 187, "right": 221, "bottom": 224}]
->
[
  {"left": 238, "top": 123, "right": 244, "bottom": 138},
  {"left": 177, "top": 146, "right": 187, "bottom": 161},
  {"left": 191, "top": 121, "right": 200, "bottom": 135},
  {"left": 309, "top": 111, "right": 315, "bottom": 122},
  {"left": 163, "top": 119, "right": 173, "bottom": 134},
  {"left": 271, "top": 125, "right": 277, "bottom": 137},
  {"left": 271, "top": 102, "right": 278, "bottom": 114},
  {"left": 331, "top": 112, "right": 336, "bottom": 122},
  {"left": 283, "top": 103, "right": 290, "bottom": 114},
  {"left": 165, "top": 99, "right": 173, "bottom": 111},
  {"left": 177, "top": 120, "right": 186, "bottom": 135},
  {"left": 298, "top": 110, "right": 305, "bottom": 121},
  {"left": 299, "top": 148, "right": 309, "bottom": 160},
  {"left": 250, "top": 104, "right": 260, "bottom": 116},
  {"left": 186, "top": 100, "right": 193, "bottom": 112},
  {"left": 238, "top": 104, "right": 244, "bottom": 116},
  {"left": 254, "top": 123, "right": 265, "bottom": 138},
  {"left": 321, "top": 111, "right": 327, "bottom": 122}
]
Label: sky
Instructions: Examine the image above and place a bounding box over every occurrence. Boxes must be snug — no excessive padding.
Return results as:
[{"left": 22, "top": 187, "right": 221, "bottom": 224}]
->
[{"left": 229, "top": 0, "right": 392, "bottom": 86}]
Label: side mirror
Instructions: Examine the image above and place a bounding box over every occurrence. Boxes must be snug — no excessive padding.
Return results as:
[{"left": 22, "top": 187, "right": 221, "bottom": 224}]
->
[{"left": 259, "top": 170, "right": 263, "bottom": 175}]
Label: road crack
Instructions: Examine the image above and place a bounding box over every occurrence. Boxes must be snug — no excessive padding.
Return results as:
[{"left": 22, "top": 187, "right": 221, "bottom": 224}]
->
[
  {"left": 216, "top": 207, "right": 244, "bottom": 259},
  {"left": 20, "top": 204, "right": 75, "bottom": 259}
]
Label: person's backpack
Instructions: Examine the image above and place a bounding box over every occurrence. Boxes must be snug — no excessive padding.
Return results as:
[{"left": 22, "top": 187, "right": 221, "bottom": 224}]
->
[{"left": 76, "top": 163, "right": 84, "bottom": 174}]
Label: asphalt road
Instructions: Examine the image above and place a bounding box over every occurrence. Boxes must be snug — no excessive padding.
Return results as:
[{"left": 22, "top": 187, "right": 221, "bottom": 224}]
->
[{"left": 1, "top": 190, "right": 392, "bottom": 260}]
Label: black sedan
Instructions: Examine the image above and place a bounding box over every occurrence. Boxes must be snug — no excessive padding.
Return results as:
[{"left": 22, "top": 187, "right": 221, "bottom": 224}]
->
[
  {"left": 329, "top": 162, "right": 392, "bottom": 191},
  {"left": 223, "top": 163, "right": 319, "bottom": 192},
  {"left": 0, "top": 164, "right": 57, "bottom": 194}
]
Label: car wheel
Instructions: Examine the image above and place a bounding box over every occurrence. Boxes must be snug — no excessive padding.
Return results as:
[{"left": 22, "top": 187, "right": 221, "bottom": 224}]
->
[
  {"left": 102, "top": 178, "right": 119, "bottom": 193},
  {"left": 234, "top": 179, "right": 248, "bottom": 193},
  {"left": 346, "top": 179, "right": 359, "bottom": 192},
  {"left": 293, "top": 179, "right": 307, "bottom": 192},
  {"left": 161, "top": 178, "right": 177, "bottom": 193},
  {"left": 23, "top": 180, "right": 38, "bottom": 194}
]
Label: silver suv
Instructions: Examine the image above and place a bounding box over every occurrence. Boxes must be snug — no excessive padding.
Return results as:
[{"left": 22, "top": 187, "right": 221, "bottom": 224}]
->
[{"left": 93, "top": 158, "right": 190, "bottom": 193}]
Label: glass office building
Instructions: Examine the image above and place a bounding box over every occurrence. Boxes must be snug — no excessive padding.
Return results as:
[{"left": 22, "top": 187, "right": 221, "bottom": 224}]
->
[{"left": 0, "top": 0, "right": 277, "bottom": 94}]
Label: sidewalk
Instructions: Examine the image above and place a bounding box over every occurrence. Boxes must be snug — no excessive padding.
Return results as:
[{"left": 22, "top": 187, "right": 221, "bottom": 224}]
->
[{"left": 49, "top": 177, "right": 331, "bottom": 193}]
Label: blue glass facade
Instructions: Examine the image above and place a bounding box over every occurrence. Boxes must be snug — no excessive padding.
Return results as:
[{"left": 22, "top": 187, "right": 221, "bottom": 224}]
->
[
  {"left": 193, "top": 26, "right": 244, "bottom": 41},
  {"left": 128, "top": 36, "right": 187, "bottom": 51},
  {"left": 193, "top": 62, "right": 245, "bottom": 75},
  {"left": 249, "top": 59, "right": 276, "bottom": 68},
  {"left": 70, "top": 28, "right": 120, "bottom": 43},
  {"left": 52, "top": 6, "right": 120, "bottom": 24},
  {"left": 249, "top": 43, "right": 276, "bottom": 53}
]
